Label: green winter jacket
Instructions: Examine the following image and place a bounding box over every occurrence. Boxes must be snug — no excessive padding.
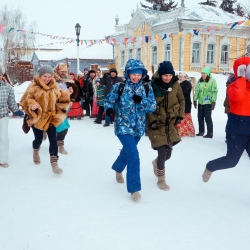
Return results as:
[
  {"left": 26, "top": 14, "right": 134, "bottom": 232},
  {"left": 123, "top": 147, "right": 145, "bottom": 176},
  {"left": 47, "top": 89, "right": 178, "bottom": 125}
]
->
[{"left": 194, "top": 76, "right": 218, "bottom": 105}]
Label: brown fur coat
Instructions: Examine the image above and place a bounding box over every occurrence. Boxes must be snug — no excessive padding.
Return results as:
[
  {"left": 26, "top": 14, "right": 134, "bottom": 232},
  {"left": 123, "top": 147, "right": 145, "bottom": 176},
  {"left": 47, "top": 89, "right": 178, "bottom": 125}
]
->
[{"left": 20, "top": 76, "right": 70, "bottom": 131}]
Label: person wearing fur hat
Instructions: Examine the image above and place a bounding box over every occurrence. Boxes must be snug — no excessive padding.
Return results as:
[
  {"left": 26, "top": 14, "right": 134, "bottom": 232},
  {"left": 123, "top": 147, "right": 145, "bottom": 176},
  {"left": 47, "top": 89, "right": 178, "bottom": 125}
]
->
[
  {"left": 19, "top": 65, "right": 72, "bottom": 174},
  {"left": 68, "top": 72, "right": 83, "bottom": 119},
  {"left": 104, "top": 59, "right": 156, "bottom": 202},
  {"left": 101, "top": 67, "right": 123, "bottom": 126},
  {"left": 147, "top": 61, "right": 185, "bottom": 191},
  {"left": 202, "top": 57, "right": 250, "bottom": 183},
  {"left": 0, "top": 67, "right": 24, "bottom": 168},
  {"left": 176, "top": 72, "right": 195, "bottom": 137},
  {"left": 54, "top": 63, "right": 78, "bottom": 154},
  {"left": 193, "top": 67, "right": 218, "bottom": 138}
]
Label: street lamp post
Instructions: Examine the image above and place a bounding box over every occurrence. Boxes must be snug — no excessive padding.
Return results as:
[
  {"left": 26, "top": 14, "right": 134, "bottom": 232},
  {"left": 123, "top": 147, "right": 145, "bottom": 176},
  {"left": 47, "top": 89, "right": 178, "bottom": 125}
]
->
[{"left": 75, "top": 23, "right": 81, "bottom": 74}]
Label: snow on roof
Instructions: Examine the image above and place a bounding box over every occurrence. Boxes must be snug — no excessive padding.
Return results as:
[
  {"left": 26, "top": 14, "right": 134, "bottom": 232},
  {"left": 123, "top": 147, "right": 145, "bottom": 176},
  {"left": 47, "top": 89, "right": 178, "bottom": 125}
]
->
[{"left": 34, "top": 43, "right": 113, "bottom": 61}]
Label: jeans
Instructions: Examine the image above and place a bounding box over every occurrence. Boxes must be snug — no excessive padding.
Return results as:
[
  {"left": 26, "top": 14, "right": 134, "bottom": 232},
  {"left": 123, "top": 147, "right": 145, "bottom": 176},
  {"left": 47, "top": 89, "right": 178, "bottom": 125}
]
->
[
  {"left": 197, "top": 104, "right": 213, "bottom": 136},
  {"left": 32, "top": 125, "right": 58, "bottom": 157},
  {"left": 112, "top": 134, "right": 141, "bottom": 193}
]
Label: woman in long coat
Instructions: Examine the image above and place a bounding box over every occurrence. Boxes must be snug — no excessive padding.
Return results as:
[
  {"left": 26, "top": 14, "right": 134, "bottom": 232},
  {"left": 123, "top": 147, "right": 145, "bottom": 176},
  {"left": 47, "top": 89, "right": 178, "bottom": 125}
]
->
[
  {"left": 147, "top": 61, "right": 185, "bottom": 191},
  {"left": 20, "top": 65, "right": 72, "bottom": 174}
]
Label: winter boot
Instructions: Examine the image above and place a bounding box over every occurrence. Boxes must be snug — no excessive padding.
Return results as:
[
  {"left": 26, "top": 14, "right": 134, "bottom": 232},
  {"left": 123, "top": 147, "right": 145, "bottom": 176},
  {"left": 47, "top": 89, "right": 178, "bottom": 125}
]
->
[
  {"left": 202, "top": 168, "right": 212, "bottom": 182},
  {"left": 0, "top": 163, "right": 9, "bottom": 168},
  {"left": 157, "top": 169, "right": 170, "bottom": 191},
  {"left": 58, "top": 140, "right": 68, "bottom": 155},
  {"left": 43, "top": 131, "right": 47, "bottom": 141},
  {"left": 116, "top": 172, "right": 124, "bottom": 183},
  {"left": 131, "top": 191, "right": 141, "bottom": 202},
  {"left": 152, "top": 158, "right": 158, "bottom": 177},
  {"left": 50, "top": 156, "right": 63, "bottom": 174},
  {"left": 33, "top": 147, "right": 40, "bottom": 165}
]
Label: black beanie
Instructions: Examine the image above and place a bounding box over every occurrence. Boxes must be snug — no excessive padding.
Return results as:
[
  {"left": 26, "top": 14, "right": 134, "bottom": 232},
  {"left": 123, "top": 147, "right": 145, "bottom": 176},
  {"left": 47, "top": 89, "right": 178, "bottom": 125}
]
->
[
  {"left": 158, "top": 61, "right": 175, "bottom": 76},
  {"left": 109, "top": 68, "right": 118, "bottom": 74}
]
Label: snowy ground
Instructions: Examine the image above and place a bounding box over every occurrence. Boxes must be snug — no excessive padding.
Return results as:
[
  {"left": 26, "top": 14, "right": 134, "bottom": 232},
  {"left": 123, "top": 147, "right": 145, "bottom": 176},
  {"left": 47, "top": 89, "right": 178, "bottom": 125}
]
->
[{"left": 1, "top": 74, "right": 250, "bottom": 250}]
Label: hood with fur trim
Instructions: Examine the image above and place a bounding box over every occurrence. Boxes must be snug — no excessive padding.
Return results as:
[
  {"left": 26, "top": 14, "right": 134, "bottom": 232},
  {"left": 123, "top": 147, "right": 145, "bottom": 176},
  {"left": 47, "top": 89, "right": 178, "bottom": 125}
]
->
[{"left": 233, "top": 57, "right": 250, "bottom": 79}]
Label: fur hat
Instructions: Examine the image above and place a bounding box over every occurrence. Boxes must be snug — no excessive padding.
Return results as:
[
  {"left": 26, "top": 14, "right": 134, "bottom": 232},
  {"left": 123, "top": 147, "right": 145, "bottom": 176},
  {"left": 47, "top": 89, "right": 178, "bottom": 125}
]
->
[
  {"left": 158, "top": 61, "right": 175, "bottom": 76},
  {"left": 55, "top": 63, "right": 68, "bottom": 72},
  {"left": 109, "top": 68, "right": 118, "bottom": 74},
  {"left": 38, "top": 65, "right": 54, "bottom": 77},
  {"left": 0, "top": 67, "right": 5, "bottom": 75}
]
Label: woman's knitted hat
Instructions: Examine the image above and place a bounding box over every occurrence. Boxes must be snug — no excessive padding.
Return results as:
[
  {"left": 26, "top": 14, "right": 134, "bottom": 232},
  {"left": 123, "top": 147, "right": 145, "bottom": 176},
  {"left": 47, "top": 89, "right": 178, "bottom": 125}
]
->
[
  {"left": 158, "top": 61, "right": 175, "bottom": 76},
  {"left": 38, "top": 65, "right": 54, "bottom": 77}
]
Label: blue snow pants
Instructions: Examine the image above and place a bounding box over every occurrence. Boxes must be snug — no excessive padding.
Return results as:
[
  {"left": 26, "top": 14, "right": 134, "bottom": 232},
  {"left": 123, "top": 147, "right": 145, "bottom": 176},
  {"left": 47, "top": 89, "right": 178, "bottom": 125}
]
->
[
  {"left": 206, "top": 134, "right": 250, "bottom": 172},
  {"left": 112, "top": 134, "right": 141, "bottom": 193}
]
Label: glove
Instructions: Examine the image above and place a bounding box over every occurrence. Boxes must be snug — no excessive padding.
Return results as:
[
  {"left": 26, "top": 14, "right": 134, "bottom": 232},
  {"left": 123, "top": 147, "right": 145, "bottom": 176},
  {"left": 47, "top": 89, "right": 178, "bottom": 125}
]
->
[
  {"left": 133, "top": 95, "right": 142, "bottom": 104},
  {"left": 13, "top": 110, "right": 24, "bottom": 116},
  {"left": 193, "top": 101, "right": 197, "bottom": 109},
  {"left": 106, "top": 108, "right": 114, "bottom": 116},
  {"left": 211, "top": 102, "right": 216, "bottom": 110},
  {"left": 174, "top": 116, "right": 183, "bottom": 125},
  {"left": 237, "top": 64, "right": 246, "bottom": 78},
  {"left": 150, "top": 121, "right": 158, "bottom": 130}
]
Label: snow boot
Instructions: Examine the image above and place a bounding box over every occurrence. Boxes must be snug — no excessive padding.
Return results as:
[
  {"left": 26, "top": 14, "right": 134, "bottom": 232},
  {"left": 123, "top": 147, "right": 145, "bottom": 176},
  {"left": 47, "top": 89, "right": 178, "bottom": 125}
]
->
[
  {"left": 58, "top": 140, "right": 68, "bottom": 155},
  {"left": 202, "top": 168, "right": 212, "bottom": 182},
  {"left": 33, "top": 147, "right": 40, "bottom": 165},
  {"left": 131, "top": 191, "right": 141, "bottom": 202},
  {"left": 50, "top": 156, "right": 63, "bottom": 174},
  {"left": 152, "top": 158, "right": 158, "bottom": 177},
  {"left": 43, "top": 131, "right": 47, "bottom": 141},
  {"left": 116, "top": 172, "right": 124, "bottom": 183},
  {"left": 157, "top": 169, "right": 170, "bottom": 191},
  {"left": 0, "top": 163, "right": 9, "bottom": 168}
]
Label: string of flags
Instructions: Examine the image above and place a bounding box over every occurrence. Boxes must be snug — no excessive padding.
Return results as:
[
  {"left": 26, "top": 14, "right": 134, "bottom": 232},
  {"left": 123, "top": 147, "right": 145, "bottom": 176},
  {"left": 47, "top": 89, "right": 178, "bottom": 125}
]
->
[{"left": 0, "top": 19, "right": 249, "bottom": 51}]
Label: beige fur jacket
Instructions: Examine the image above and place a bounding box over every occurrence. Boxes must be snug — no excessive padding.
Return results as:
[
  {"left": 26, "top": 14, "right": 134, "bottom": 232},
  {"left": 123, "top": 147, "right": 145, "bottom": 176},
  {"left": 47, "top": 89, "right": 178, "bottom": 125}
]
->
[{"left": 20, "top": 76, "right": 70, "bottom": 131}]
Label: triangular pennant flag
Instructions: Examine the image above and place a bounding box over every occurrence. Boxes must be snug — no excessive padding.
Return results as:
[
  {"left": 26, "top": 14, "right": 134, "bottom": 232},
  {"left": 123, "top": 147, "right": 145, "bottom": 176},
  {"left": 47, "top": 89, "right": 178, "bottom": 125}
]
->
[
  {"left": 0, "top": 25, "right": 4, "bottom": 33},
  {"left": 162, "top": 34, "right": 167, "bottom": 40},
  {"left": 244, "top": 20, "right": 250, "bottom": 26},
  {"left": 8, "top": 27, "right": 14, "bottom": 32},
  {"left": 230, "top": 22, "right": 238, "bottom": 30},
  {"left": 145, "top": 36, "right": 149, "bottom": 43}
]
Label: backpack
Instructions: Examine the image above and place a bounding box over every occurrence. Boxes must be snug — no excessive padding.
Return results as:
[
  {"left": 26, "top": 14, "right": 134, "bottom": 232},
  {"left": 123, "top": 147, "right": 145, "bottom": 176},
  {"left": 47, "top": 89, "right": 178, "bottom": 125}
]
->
[{"left": 118, "top": 80, "right": 149, "bottom": 101}]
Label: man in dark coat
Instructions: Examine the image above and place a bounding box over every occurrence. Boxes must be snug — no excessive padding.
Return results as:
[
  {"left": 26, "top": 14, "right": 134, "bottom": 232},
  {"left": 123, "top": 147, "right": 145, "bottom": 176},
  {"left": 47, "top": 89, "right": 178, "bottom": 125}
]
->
[{"left": 101, "top": 68, "right": 123, "bottom": 126}]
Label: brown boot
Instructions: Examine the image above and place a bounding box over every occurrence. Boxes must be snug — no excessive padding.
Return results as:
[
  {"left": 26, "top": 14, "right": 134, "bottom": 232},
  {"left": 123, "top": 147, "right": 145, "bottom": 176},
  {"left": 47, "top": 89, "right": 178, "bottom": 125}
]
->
[
  {"left": 33, "top": 148, "right": 40, "bottom": 165},
  {"left": 202, "top": 168, "right": 212, "bottom": 182},
  {"left": 43, "top": 131, "right": 47, "bottom": 141},
  {"left": 0, "top": 163, "right": 9, "bottom": 168},
  {"left": 157, "top": 169, "right": 170, "bottom": 191},
  {"left": 152, "top": 158, "right": 158, "bottom": 177},
  {"left": 58, "top": 140, "right": 68, "bottom": 155},
  {"left": 116, "top": 172, "right": 124, "bottom": 183},
  {"left": 131, "top": 191, "right": 141, "bottom": 202},
  {"left": 50, "top": 156, "right": 63, "bottom": 174}
]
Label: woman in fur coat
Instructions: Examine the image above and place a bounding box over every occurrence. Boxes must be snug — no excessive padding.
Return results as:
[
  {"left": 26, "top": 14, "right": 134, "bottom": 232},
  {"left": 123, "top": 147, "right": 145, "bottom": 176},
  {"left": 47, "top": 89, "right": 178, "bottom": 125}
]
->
[
  {"left": 147, "top": 61, "right": 185, "bottom": 191},
  {"left": 20, "top": 65, "right": 72, "bottom": 174}
]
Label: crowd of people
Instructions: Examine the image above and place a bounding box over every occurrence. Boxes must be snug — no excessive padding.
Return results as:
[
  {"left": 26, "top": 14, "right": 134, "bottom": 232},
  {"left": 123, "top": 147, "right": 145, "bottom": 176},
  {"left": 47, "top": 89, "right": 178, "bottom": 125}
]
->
[{"left": 0, "top": 56, "right": 249, "bottom": 202}]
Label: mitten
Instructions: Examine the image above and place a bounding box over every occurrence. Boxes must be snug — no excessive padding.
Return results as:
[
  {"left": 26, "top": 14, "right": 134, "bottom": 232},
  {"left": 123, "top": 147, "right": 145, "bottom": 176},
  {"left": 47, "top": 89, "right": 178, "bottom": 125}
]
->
[
  {"left": 133, "top": 95, "right": 142, "bottom": 104},
  {"left": 150, "top": 121, "right": 158, "bottom": 130},
  {"left": 237, "top": 65, "right": 246, "bottom": 78},
  {"left": 106, "top": 108, "right": 114, "bottom": 116},
  {"left": 174, "top": 117, "right": 183, "bottom": 125},
  {"left": 211, "top": 102, "right": 216, "bottom": 110},
  {"left": 193, "top": 101, "right": 197, "bottom": 109},
  {"left": 13, "top": 110, "right": 24, "bottom": 116}
]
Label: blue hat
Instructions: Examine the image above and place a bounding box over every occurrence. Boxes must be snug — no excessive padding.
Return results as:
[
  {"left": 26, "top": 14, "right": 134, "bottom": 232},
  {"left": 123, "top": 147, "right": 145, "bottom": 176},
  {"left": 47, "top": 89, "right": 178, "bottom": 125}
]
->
[
  {"left": 158, "top": 61, "right": 175, "bottom": 76},
  {"left": 128, "top": 69, "right": 143, "bottom": 75}
]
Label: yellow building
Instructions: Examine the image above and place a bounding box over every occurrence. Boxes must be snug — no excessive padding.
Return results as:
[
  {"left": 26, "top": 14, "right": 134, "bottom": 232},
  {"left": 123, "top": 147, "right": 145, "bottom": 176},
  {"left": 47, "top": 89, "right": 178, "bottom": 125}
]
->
[{"left": 110, "top": 3, "right": 250, "bottom": 75}]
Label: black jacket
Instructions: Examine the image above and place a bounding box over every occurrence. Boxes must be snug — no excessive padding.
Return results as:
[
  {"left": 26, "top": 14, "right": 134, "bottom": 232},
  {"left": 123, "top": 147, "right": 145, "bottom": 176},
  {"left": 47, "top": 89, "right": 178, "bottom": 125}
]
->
[
  {"left": 180, "top": 80, "right": 192, "bottom": 113},
  {"left": 101, "top": 75, "right": 123, "bottom": 97}
]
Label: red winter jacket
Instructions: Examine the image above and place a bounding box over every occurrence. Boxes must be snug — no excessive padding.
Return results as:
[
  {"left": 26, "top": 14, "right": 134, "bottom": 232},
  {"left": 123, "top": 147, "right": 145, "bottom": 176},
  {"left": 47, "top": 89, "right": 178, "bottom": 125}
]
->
[{"left": 228, "top": 57, "right": 250, "bottom": 116}]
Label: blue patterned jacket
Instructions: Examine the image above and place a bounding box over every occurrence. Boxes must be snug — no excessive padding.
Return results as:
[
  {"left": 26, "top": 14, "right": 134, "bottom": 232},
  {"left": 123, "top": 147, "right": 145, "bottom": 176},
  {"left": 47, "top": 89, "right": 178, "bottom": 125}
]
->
[{"left": 104, "top": 59, "right": 156, "bottom": 137}]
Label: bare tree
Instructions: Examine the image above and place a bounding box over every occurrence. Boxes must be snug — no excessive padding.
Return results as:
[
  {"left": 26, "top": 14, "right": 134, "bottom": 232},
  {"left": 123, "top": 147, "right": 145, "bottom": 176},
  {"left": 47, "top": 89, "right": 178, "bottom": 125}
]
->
[
  {"left": 0, "top": 5, "right": 36, "bottom": 71},
  {"left": 198, "top": 1, "right": 218, "bottom": 7},
  {"left": 140, "top": 0, "right": 178, "bottom": 12}
]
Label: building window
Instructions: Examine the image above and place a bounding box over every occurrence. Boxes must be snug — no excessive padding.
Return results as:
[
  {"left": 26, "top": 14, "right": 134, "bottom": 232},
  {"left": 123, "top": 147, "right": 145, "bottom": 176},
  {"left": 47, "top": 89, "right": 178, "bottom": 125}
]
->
[
  {"left": 221, "top": 45, "right": 229, "bottom": 64},
  {"left": 206, "top": 44, "right": 215, "bottom": 64},
  {"left": 128, "top": 49, "right": 133, "bottom": 60},
  {"left": 136, "top": 48, "right": 141, "bottom": 60},
  {"left": 121, "top": 50, "right": 125, "bottom": 68},
  {"left": 192, "top": 43, "right": 201, "bottom": 63},
  {"left": 152, "top": 46, "right": 158, "bottom": 65},
  {"left": 164, "top": 44, "right": 171, "bottom": 61}
]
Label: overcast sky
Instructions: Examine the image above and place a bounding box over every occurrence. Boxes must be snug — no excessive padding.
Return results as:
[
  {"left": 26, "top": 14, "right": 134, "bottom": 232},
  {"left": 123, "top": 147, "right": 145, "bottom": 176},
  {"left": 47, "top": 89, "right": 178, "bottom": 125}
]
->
[{"left": 0, "top": 0, "right": 248, "bottom": 48}]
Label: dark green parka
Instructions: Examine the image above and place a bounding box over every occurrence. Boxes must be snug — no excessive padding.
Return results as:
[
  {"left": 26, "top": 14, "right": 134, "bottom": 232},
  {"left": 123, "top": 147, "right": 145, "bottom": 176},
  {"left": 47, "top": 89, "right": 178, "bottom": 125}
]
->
[{"left": 147, "top": 75, "right": 185, "bottom": 149}]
